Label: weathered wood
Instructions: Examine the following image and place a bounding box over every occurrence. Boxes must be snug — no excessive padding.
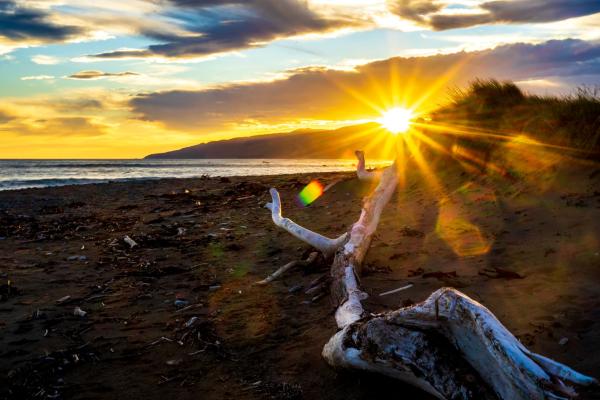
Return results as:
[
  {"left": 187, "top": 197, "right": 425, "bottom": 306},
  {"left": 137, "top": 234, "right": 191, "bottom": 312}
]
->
[
  {"left": 330, "top": 158, "right": 398, "bottom": 328},
  {"left": 264, "top": 150, "right": 596, "bottom": 399},
  {"left": 255, "top": 251, "right": 319, "bottom": 285},
  {"left": 266, "top": 188, "right": 347, "bottom": 258},
  {"left": 324, "top": 287, "right": 596, "bottom": 399},
  {"left": 355, "top": 150, "right": 381, "bottom": 181}
]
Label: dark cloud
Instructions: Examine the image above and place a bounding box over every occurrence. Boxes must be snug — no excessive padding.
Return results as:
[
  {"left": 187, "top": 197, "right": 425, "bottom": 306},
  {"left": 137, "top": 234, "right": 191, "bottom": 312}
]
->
[
  {"left": 0, "top": 0, "right": 82, "bottom": 42},
  {"left": 388, "top": 0, "right": 600, "bottom": 30},
  {"left": 387, "top": 0, "right": 443, "bottom": 25},
  {"left": 67, "top": 70, "right": 139, "bottom": 80},
  {"left": 91, "top": 0, "right": 361, "bottom": 59},
  {"left": 0, "top": 110, "right": 15, "bottom": 124},
  {"left": 130, "top": 39, "right": 600, "bottom": 129}
]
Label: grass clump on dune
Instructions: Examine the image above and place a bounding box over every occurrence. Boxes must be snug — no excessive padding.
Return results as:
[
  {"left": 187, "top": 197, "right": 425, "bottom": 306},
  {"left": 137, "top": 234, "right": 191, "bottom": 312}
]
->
[{"left": 433, "top": 79, "right": 600, "bottom": 154}]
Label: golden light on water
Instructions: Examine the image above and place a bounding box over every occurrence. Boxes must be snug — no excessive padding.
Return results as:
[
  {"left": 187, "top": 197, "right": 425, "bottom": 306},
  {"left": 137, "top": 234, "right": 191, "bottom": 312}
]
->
[{"left": 378, "top": 107, "right": 413, "bottom": 134}]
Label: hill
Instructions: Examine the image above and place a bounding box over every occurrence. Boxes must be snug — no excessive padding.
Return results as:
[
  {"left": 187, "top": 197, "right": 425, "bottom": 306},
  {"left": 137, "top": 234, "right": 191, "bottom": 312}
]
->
[{"left": 145, "top": 123, "right": 394, "bottom": 159}]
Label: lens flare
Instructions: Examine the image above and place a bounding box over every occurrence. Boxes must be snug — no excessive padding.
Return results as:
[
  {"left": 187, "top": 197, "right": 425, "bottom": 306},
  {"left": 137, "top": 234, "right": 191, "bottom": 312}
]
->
[
  {"left": 378, "top": 107, "right": 413, "bottom": 134},
  {"left": 298, "top": 180, "right": 324, "bottom": 206}
]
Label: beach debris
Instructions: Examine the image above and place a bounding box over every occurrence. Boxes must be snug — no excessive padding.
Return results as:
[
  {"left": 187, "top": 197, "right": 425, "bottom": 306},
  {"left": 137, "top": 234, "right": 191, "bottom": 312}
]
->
[
  {"left": 166, "top": 358, "right": 183, "bottom": 366},
  {"left": 255, "top": 252, "right": 319, "bottom": 285},
  {"left": 185, "top": 316, "right": 199, "bottom": 328},
  {"left": 288, "top": 284, "right": 303, "bottom": 294},
  {"left": 56, "top": 295, "right": 71, "bottom": 304},
  {"left": 379, "top": 283, "right": 414, "bottom": 297},
  {"left": 174, "top": 299, "right": 190, "bottom": 308},
  {"left": 208, "top": 285, "right": 221, "bottom": 292},
  {"left": 73, "top": 307, "right": 87, "bottom": 318},
  {"left": 479, "top": 267, "right": 524, "bottom": 280},
  {"left": 559, "top": 337, "right": 569, "bottom": 346},
  {"left": 67, "top": 255, "right": 87, "bottom": 261},
  {"left": 124, "top": 235, "right": 138, "bottom": 248}
]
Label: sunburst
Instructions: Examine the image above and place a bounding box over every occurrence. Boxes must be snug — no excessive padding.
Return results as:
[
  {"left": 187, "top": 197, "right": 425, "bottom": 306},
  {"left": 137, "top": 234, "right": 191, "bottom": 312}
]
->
[{"left": 378, "top": 107, "right": 413, "bottom": 134}]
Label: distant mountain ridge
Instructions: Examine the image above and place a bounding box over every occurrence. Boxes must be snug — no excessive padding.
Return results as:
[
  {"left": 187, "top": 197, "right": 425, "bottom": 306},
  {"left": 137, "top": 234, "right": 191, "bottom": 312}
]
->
[{"left": 145, "top": 123, "right": 391, "bottom": 159}]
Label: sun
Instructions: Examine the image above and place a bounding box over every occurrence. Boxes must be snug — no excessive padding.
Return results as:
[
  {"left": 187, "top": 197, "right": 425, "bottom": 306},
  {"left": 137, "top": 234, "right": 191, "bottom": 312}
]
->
[{"left": 378, "top": 107, "right": 413, "bottom": 134}]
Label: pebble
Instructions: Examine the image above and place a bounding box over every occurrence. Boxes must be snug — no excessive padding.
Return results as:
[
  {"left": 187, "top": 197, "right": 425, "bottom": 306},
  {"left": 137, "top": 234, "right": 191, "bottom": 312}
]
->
[
  {"left": 174, "top": 299, "right": 189, "bottom": 308},
  {"left": 56, "top": 295, "right": 71, "bottom": 304},
  {"left": 288, "top": 285, "right": 303, "bottom": 294},
  {"left": 67, "top": 255, "right": 87, "bottom": 261},
  {"left": 73, "top": 307, "right": 87, "bottom": 318},
  {"left": 559, "top": 337, "right": 569, "bottom": 346}
]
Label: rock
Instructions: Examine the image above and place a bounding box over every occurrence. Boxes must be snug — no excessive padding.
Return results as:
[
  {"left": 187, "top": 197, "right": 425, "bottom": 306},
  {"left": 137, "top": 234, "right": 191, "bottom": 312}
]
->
[
  {"left": 288, "top": 285, "right": 303, "bottom": 294},
  {"left": 174, "top": 299, "right": 189, "bottom": 308},
  {"left": 185, "top": 316, "right": 199, "bottom": 328},
  {"left": 56, "top": 295, "right": 71, "bottom": 304},
  {"left": 73, "top": 307, "right": 87, "bottom": 318},
  {"left": 67, "top": 255, "right": 87, "bottom": 261},
  {"left": 559, "top": 337, "right": 569, "bottom": 346},
  {"left": 124, "top": 235, "right": 138, "bottom": 248}
]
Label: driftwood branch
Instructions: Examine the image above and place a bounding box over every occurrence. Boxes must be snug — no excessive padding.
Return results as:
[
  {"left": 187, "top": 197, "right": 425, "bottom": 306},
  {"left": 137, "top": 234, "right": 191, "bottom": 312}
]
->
[
  {"left": 355, "top": 150, "right": 381, "bottom": 181},
  {"left": 255, "top": 251, "right": 319, "bottom": 285},
  {"left": 331, "top": 159, "right": 398, "bottom": 327},
  {"left": 264, "top": 150, "right": 595, "bottom": 399},
  {"left": 266, "top": 188, "right": 347, "bottom": 258}
]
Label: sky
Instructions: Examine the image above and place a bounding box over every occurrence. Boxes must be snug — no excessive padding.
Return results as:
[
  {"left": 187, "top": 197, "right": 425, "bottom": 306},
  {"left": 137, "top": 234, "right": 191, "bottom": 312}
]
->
[{"left": 0, "top": 0, "right": 599, "bottom": 158}]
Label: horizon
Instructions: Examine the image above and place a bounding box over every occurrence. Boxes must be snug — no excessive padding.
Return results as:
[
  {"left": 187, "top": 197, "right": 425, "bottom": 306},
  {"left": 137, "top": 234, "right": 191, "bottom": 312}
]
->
[{"left": 1, "top": 1, "right": 600, "bottom": 158}]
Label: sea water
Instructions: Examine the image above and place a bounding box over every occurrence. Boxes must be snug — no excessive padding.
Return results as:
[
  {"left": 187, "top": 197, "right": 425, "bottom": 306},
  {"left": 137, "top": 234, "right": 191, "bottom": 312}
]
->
[{"left": 0, "top": 159, "right": 391, "bottom": 191}]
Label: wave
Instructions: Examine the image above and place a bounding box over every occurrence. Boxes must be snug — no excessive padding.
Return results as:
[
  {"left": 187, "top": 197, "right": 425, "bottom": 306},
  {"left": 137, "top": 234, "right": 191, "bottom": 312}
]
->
[{"left": 0, "top": 177, "right": 162, "bottom": 191}]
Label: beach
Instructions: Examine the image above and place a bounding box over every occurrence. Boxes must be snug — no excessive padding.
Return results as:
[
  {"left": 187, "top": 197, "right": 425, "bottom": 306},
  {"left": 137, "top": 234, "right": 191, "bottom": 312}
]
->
[{"left": 1, "top": 157, "right": 599, "bottom": 400}]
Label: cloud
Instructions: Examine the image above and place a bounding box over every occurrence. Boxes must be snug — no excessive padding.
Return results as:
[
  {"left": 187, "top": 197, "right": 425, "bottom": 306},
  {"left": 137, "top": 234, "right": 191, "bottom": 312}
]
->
[
  {"left": 0, "top": 110, "right": 15, "bottom": 124},
  {"left": 90, "top": 0, "right": 364, "bottom": 60},
  {"left": 0, "top": 0, "right": 83, "bottom": 43},
  {"left": 388, "top": 0, "right": 600, "bottom": 30},
  {"left": 31, "top": 54, "right": 60, "bottom": 65},
  {"left": 130, "top": 38, "right": 600, "bottom": 130},
  {"left": 36, "top": 117, "right": 107, "bottom": 136},
  {"left": 21, "top": 75, "right": 55, "bottom": 81},
  {"left": 0, "top": 114, "right": 108, "bottom": 136},
  {"left": 67, "top": 70, "right": 139, "bottom": 80},
  {"left": 387, "top": 0, "right": 443, "bottom": 25}
]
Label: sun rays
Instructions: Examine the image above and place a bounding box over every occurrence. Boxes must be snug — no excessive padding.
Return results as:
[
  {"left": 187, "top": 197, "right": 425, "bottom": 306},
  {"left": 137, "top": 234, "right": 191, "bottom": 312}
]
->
[{"left": 312, "top": 60, "right": 598, "bottom": 260}]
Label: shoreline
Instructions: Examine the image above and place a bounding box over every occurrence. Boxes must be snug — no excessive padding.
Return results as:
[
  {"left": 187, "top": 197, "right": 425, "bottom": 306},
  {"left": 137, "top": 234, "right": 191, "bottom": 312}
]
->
[{"left": 1, "top": 162, "right": 599, "bottom": 399}]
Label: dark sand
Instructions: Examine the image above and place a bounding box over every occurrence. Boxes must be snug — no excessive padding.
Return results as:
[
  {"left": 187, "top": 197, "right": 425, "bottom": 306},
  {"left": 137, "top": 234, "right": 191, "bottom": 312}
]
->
[{"left": 1, "top": 155, "right": 600, "bottom": 399}]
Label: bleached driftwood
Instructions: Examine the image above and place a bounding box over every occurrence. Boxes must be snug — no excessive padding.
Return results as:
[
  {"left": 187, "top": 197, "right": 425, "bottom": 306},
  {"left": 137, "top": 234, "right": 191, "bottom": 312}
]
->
[
  {"left": 266, "top": 188, "right": 347, "bottom": 258},
  {"left": 330, "top": 156, "right": 398, "bottom": 327},
  {"left": 355, "top": 150, "right": 381, "bottom": 181},
  {"left": 265, "top": 151, "right": 596, "bottom": 399},
  {"left": 324, "top": 287, "right": 596, "bottom": 399}
]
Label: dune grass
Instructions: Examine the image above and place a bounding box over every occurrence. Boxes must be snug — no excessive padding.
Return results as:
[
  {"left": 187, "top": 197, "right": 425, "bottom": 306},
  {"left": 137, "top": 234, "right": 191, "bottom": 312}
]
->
[{"left": 432, "top": 79, "right": 600, "bottom": 154}]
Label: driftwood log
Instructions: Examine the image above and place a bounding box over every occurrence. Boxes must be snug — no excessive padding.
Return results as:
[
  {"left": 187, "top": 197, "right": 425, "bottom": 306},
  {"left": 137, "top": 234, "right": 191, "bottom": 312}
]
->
[{"left": 262, "top": 150, "right": 596, "bottom": 399}]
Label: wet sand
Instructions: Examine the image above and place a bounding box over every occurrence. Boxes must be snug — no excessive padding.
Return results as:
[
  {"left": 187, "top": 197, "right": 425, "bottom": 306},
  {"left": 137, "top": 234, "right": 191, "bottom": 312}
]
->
[{"left": 1, "top": 155, "right": 599, "bottom": 399}]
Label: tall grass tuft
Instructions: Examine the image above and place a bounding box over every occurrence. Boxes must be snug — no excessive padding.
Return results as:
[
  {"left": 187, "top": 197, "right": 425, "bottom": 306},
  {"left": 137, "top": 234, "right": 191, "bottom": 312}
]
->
[{"left": 433, "top": 79, "right": 600, "bottom": 155}]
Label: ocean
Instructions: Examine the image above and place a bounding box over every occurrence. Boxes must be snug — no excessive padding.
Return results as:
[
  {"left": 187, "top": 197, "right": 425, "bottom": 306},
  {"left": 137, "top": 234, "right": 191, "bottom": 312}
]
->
[{"left": 0, "top": 159, "right": 391, "bottom": 191}]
